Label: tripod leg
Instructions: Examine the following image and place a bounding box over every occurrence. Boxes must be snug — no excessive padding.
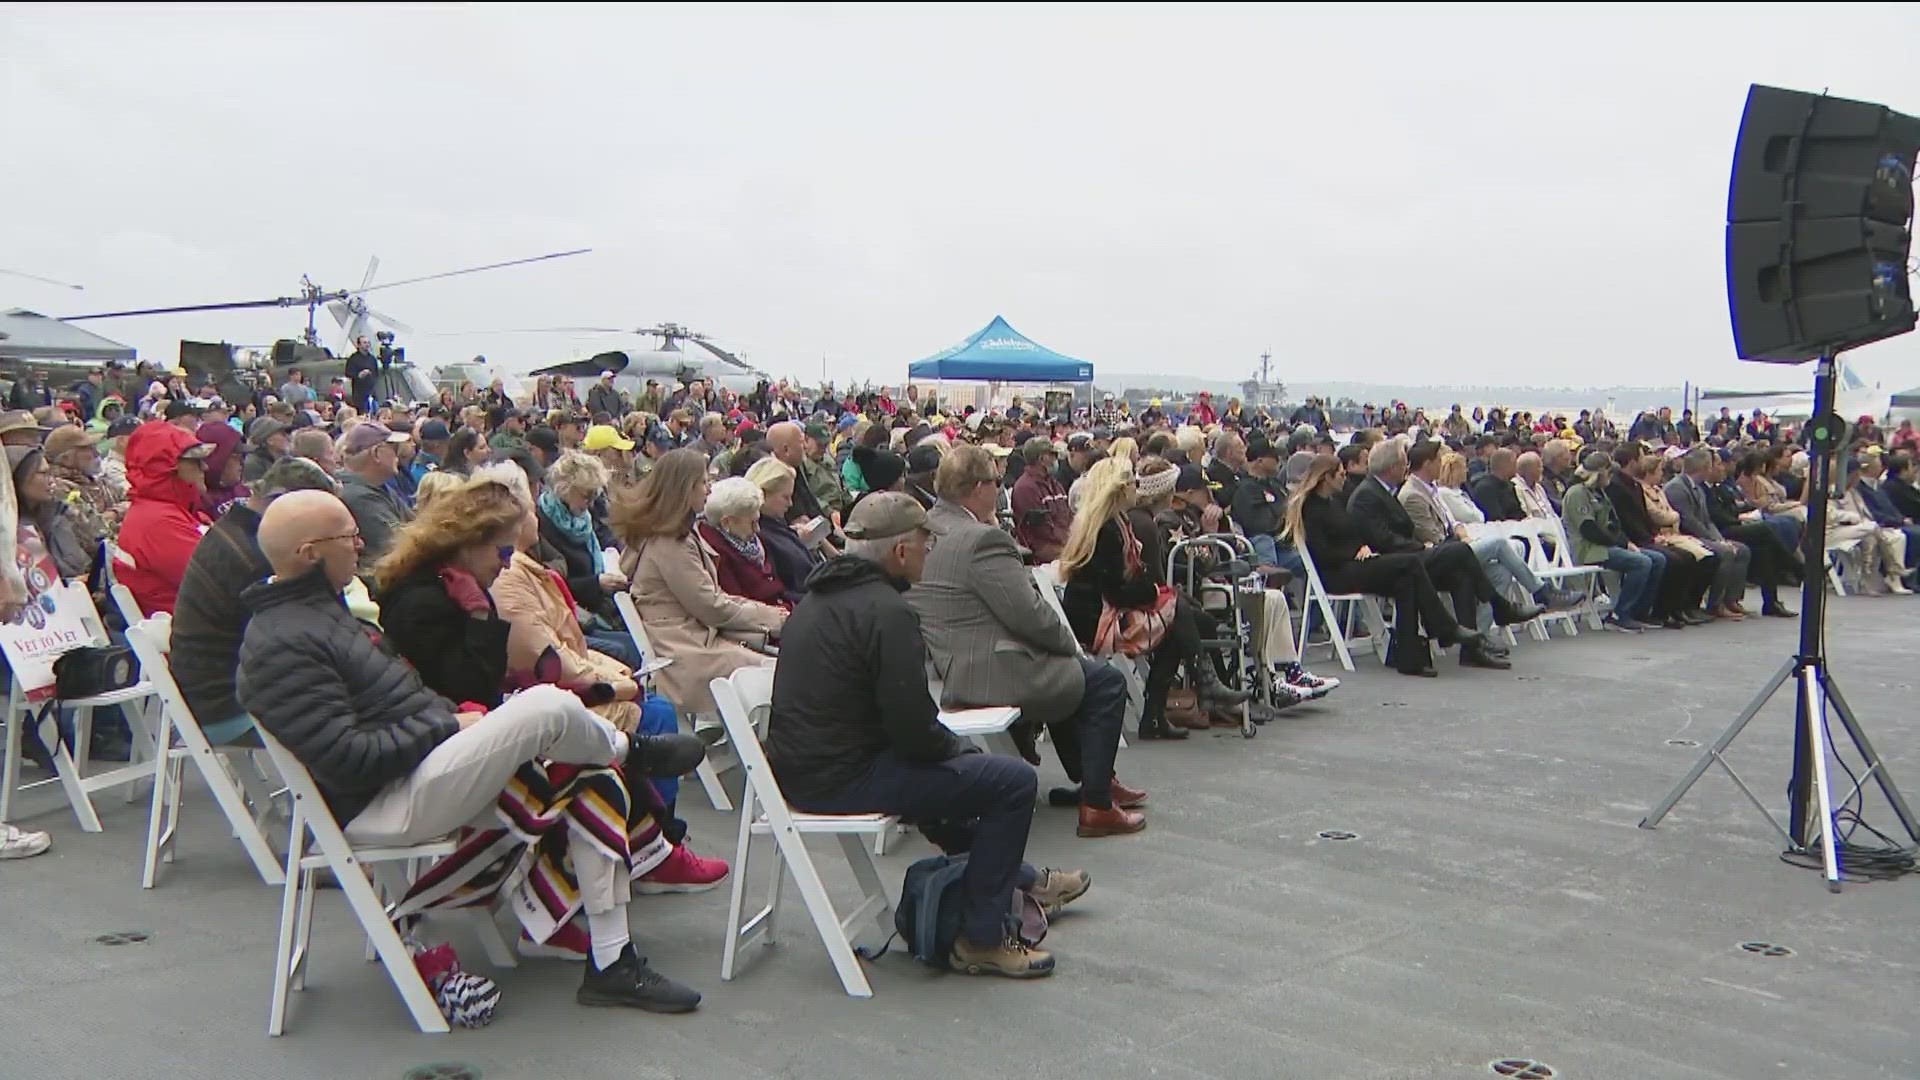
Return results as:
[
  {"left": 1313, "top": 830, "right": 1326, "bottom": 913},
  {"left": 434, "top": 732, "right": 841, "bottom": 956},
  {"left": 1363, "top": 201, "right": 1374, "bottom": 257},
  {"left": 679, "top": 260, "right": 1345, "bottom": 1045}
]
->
[
  {"left": 1798, "top": 667, "right": 1844, "bottom": 892},
  {"left": 1819, "top": 673, "right": 1920, "bottom": 844},
  {"left": 1641, "top": 659, "right": 1794, "bottom": 829}
]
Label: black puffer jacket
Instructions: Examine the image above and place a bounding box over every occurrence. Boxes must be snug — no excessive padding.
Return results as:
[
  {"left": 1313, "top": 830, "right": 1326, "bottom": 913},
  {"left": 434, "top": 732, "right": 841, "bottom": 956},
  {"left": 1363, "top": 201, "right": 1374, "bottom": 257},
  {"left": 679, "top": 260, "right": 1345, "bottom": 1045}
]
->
[
  {"left": 237, "top": 566, "right": 460, "bottom": 825},
  {"left": 376, "top": 565, "right": 513, "bottom": 710},
  {"left": 766, "top": 556, "right": 967, "bottom": 804}
]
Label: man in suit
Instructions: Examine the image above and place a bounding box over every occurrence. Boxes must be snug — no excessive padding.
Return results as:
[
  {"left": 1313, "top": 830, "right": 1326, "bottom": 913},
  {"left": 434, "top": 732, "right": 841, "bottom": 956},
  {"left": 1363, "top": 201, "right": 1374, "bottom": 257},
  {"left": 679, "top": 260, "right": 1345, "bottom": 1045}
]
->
[
  {"left": 1665, "top": 445, "right": 1753, "bottom": 619},
  {"left": 909, "top": 445, "right": 1143, "bottom": 838},
  {"left": 1399, "top": 440, "right": 1580, "bottom": 614},
  {"left": 1348, "top": 440, "right": 1537, "bottom": 670}
]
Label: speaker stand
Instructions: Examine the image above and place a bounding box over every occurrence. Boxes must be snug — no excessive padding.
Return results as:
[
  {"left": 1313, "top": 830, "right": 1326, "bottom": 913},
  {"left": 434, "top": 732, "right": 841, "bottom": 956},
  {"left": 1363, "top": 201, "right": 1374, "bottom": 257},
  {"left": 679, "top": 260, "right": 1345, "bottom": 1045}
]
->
[{"left": 1638, "top": 353, "right": 1920, "bottom": 890}]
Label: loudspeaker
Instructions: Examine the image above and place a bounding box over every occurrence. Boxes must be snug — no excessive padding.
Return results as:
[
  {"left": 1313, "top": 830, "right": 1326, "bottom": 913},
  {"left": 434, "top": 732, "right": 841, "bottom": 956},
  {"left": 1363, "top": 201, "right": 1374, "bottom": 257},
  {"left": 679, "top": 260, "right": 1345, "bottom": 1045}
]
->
[{"left": 1725, "top": 84, "right": 1920, "bottom": 362}]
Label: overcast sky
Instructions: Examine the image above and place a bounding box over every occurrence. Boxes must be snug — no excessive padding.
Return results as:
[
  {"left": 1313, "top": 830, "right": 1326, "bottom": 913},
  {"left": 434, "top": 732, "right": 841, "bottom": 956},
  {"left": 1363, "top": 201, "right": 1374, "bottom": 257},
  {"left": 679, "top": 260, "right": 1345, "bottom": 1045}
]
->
[{"left": 4, "top": 3, "right": 1919, "bottom": 394}]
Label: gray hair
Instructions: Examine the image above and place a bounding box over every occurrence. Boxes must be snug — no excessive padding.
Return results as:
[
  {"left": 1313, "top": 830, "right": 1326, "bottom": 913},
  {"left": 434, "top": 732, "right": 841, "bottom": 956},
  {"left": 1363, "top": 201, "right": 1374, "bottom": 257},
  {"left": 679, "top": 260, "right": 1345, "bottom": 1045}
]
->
[
  {"left": 1366, "top": 439, "right": 1407, "bottom": 477},
  {"left": 471, "top": 460, "right": 534, "bottom": 507},
  {"left": 1682, "top": 446, "right": 1713, "bottom": 473},
  {"left": 705, "top": 476, "right": 764, "bottom": 522},
  {"left": 256, "top": 456, "right": 338, "bottom": 501},
  {"left": 545, "top": 450, "right": 610, "bottom": 502},
  {"left": 840, "top": 536, "right": 896, "bottom": 563},
  {"left": 1209, "top": 429, "right": 1241, "bottom": 457},
  {"left": 1516, "top": 450, "right": 1543, "bottom": 478}
]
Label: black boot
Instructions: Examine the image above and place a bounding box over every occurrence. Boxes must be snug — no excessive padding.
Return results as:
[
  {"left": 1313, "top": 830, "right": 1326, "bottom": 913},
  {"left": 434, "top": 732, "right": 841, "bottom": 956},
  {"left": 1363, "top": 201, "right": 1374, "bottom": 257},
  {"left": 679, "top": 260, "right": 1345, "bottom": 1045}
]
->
[
  {"left": 1136, "top": 701, "right": 1188, "bottom": 741},
  {"left": 1189, "top": 659, "right": 1253, "bottom": 708}
]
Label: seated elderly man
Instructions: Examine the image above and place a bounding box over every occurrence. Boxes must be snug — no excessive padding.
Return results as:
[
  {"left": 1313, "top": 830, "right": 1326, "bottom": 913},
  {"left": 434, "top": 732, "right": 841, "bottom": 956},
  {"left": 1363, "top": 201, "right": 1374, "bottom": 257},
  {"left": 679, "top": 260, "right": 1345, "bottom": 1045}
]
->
[
  {"left": 1399, "top": 441, "right": 1581, "bottom": 615},
  {"left": 238, "top": 490, "right": 708, "bottom": 1012},
  {"left": 767, "top": 492, "right": 1086, "bottom": 979},
  {"left": 171, "top": 458, "right": 340, "bottom": 744},
  {"left": 1664, "top": 445, "right": 1759, "bottom": 618},
  {"left": 913, "top": 445, "right": 1140, "bottom": 836}
]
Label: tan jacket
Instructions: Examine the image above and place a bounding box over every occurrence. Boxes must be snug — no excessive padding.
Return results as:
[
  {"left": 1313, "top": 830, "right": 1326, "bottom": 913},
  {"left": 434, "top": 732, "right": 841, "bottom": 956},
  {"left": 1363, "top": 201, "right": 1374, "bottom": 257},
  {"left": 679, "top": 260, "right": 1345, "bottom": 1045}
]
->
[
  {"left": 1396, "top": 476, "right": 1450, "bottom": 546},
  {"left": 623, "top": 533, "right": 784, "bottom": 715},
  {"left": 490, "top": 551, "right": 639, "bottom": 731}
]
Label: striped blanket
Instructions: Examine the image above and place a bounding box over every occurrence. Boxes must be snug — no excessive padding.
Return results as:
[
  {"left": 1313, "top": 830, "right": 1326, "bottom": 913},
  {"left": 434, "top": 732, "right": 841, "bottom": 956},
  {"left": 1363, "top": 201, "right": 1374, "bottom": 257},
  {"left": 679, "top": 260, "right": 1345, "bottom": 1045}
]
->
[{"left": 389, "top": 760, "right": 672, "bottom": 945}]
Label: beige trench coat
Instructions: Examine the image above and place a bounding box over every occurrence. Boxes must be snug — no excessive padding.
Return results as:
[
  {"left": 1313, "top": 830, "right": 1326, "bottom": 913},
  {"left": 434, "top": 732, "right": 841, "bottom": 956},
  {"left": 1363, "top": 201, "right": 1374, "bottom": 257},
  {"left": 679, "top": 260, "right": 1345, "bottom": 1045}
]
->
[
  {"left": 490, "top": 551, "right": 640, "bottom": 732},
  {"left": 623, "top": 533, "right": 785, "bottom": 716}
]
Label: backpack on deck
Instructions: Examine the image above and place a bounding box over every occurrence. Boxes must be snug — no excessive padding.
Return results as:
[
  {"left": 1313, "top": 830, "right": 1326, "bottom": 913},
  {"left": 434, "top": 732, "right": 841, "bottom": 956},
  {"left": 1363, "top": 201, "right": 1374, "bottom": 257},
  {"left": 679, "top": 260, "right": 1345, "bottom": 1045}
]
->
[{"left": 867, "top": 854, "right": 1047, "bottom": 967}]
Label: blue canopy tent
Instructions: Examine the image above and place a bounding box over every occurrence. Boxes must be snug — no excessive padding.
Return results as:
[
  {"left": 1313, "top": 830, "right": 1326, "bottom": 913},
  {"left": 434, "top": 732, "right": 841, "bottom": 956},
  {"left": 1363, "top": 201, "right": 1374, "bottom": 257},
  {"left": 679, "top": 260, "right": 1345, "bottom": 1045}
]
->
[{"left": 907, "top": 316, "right": 1094, "bottom": 383}]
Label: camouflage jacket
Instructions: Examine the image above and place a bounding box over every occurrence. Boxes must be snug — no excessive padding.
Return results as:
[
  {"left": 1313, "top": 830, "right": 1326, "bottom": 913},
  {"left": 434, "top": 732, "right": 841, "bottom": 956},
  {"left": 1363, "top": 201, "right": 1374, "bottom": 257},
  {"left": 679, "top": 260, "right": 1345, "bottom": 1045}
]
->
[{"left": 48, "top": 464, "right": 119, "bottom": 549}]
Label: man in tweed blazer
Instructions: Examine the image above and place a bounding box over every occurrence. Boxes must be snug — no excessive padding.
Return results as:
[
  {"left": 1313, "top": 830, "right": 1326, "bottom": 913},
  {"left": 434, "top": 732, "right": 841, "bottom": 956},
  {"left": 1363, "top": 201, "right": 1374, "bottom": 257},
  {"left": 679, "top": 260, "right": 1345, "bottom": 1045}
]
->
[{"left": 908, "top": 446, "right": 1141, "bottom": 833}]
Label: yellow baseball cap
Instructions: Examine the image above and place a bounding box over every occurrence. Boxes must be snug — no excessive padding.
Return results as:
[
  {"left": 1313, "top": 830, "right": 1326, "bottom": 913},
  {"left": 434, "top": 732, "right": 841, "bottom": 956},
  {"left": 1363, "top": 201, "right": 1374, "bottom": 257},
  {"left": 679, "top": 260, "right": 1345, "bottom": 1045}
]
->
[{"left": 582, "top": 424, "right": 634, "bottom": 452}]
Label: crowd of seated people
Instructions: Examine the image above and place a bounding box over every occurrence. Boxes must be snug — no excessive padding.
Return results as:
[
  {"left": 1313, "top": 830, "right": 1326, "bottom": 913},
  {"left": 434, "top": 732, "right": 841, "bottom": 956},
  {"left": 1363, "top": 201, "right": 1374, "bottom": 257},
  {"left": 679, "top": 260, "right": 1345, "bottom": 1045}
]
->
[{"left": 7, "top": 358, "right": 1918, "bottom": 1002}]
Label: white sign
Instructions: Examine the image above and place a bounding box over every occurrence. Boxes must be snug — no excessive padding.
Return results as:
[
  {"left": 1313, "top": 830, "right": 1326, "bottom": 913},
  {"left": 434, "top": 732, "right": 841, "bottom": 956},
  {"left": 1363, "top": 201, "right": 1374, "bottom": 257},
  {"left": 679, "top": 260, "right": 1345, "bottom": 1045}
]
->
[{"left": 0, "top": 524, "right": 93, "bottom": 702}]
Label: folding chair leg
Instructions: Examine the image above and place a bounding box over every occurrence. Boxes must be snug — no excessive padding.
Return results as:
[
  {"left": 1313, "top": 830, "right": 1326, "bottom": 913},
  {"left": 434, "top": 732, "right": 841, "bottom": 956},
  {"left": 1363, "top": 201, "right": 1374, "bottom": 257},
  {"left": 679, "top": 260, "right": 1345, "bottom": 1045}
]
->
[
  {"left": 693, "top": 756, "right": 732, "bottom": 812},
  {"left": 320, "top": 837, "right": 448, "bottom": 1033},
  {"left": 268, "top": 816, "right": 306, "bottom": 1036},
  {"left": 0, "top": 704, "right": 19, "bottom": 825},
  {"left": 141, "top": 751, "right": 174, "bottom": 889},
  {"left": 48, "top": 731, "right": 104, "bottom": 833},
  {"left": 720, "top": 788, "right": 757, "bottom": 982},
  {"left": 186, "top": 742, "right": 285, "bottom": 886},
  {"left": 836, "top": 833, "right": 894, "bottom": 941},
  {"left": 776, "top": 828, "right": 873, "bottom": 997},
  {"left": 764, "top": 839, "right": 786, "bottom": 948},
  {"left": 471, "top": 911, "right": 518, "bottom": 970}
]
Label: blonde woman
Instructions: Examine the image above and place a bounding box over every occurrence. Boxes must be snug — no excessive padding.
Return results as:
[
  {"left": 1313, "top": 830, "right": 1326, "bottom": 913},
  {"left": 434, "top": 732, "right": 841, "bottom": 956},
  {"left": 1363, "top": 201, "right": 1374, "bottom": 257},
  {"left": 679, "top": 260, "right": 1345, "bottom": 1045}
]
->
[
  {"left": 611, "top": 449, "right": 785, "bottom": 725},
  {"left": 1060, "top": 458, "right": 1250, "bottom": 743},
  {"left": 744, "top": 456, "right": 819, "bottom": 599}
]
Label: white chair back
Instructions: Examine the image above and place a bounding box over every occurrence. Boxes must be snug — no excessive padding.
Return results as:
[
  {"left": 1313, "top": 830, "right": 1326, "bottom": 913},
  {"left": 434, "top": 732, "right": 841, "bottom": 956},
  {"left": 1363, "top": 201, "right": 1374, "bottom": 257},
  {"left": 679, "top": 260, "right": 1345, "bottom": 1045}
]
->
[
  {"left": 125, "top": 616, "right": 281, "bottom": 887},
  {"left": 613, "top": 584, "right": 732, "bottom": 810},
  {"left": 612, "top": 590, "right": 655, "bottom": 657},
  {"left": 109, "top": 583, "right": 145, "bottom": 633}
]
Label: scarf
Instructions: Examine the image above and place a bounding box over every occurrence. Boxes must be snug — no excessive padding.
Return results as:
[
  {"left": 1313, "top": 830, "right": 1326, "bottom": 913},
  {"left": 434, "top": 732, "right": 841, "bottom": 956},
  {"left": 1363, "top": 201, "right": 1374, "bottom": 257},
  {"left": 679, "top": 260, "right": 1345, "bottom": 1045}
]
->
[
  {"left": 712, "top": 517, "right": 766, "bottom": 565},
  {"left": 539, "top": 489, "right": 602, "bottom": 573}
]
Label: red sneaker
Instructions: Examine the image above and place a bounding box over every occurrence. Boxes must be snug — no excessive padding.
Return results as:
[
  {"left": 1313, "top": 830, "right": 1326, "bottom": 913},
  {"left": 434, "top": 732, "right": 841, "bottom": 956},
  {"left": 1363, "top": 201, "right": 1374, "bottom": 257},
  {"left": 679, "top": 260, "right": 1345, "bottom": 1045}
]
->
[
  {"left": 637, "top": 843, "right": 730, "bottom": 895},
  {"left": 518, "top": 916, "right": 590, "bottom": 961}
]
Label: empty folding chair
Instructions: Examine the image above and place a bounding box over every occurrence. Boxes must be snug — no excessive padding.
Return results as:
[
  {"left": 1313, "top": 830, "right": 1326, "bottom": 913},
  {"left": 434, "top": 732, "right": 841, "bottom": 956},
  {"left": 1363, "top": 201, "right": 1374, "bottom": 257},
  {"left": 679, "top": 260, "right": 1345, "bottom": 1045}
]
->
[{"left": 712, "top": 670, "right": 896, "bottom": 998}]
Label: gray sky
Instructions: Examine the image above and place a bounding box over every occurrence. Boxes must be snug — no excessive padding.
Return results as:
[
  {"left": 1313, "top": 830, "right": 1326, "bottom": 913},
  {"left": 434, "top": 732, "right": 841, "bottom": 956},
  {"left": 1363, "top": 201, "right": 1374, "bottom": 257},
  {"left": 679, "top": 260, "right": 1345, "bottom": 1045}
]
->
[{"left": 4, "top": 3, "right": 1918, "bottom": 394}]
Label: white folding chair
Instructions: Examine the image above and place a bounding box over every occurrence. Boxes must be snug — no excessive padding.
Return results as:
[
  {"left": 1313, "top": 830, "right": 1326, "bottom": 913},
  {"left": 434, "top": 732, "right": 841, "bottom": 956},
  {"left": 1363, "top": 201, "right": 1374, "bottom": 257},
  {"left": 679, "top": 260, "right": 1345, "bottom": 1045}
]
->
[
  {"left": 109, "top": 583, "right": 144, "bottom": 631},
  {"left": 1826, "top": 535, "right": 1866, "bottom": 596},
  {"left": 1523, "top": 519, "right": 1605, "bottom": 633},
  {"left": 713, "top": 670, "right": 895, "bottom": 998},
  {"left": 0, "top": 581, "right": 163, "bottom": 832},
  {"left": 1029, "top": 564, "right": 1142, "bottom": 740},
  {"left": 254, "top": 729, "right": 515, "bottom": 1036},
  {"left": 612, "top": 590, "right": 732, "bottom": 812},
  {"left": 123, "top": 617, "right": 284, "bottom": 888},
  {"left": 1293, "top": 544, "right": 1389, "bottom": 671}
]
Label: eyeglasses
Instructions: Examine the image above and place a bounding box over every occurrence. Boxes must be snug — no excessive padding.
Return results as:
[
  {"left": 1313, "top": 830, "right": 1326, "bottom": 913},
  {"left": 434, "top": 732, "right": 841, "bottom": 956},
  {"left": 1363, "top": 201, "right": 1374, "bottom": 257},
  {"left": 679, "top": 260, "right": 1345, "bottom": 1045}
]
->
[{"left": 302, "top": 529, "right": 361, "bottom": 549}]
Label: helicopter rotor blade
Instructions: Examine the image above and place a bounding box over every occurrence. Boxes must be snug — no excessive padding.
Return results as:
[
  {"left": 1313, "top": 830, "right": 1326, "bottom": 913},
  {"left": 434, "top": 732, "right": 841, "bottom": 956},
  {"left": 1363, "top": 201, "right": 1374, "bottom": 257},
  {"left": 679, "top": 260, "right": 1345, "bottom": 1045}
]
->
[
  {"left": 357, "top": 247, "right": 591, "bottom": 294},
  {"left": 327, "top": 300, "right": 355, "bottom": 328},
  {"left": 425, "top": 326, "right": 633, "bottom": 336},
  {"left": 365, "top": 307, "right": 414, "bottom": 335},
  {"left": 0, "top": 269, "right": 85, "bottom": 291},
  {"left": 358, "top": 256, "right": 380, "bottom": 292},
  {"left": 63, "top": 294, "right": 341, "bottom": 321}
]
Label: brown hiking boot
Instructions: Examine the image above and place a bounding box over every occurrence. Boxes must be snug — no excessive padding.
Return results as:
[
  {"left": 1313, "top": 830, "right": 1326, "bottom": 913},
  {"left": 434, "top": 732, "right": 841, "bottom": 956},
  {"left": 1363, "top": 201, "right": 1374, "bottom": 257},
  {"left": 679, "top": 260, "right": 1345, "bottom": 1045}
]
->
[
  {"left": 951, "top": 935, "right": 1055, "bottom": 979},
  {"left": 1028, "top": 868, "right": 1091, "bottom": 918},
  {"left": 1077, "top": 803, "right": 1146, "bottom": 837}
]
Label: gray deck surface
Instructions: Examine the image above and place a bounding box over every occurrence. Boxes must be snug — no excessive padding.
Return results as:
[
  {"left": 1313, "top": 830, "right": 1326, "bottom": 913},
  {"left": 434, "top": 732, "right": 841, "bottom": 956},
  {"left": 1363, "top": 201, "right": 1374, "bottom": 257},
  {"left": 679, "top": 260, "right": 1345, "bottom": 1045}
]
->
[{"left": 3, "top": 594, "right": 1915, "bottom": 1080}]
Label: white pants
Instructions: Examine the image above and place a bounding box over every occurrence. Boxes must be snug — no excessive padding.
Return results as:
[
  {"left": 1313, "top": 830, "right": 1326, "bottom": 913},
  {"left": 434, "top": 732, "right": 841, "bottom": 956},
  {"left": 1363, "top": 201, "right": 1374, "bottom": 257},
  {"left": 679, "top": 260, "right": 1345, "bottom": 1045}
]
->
[{"left": 1243, "top": 588, "right": 1300, "bottom": 666}]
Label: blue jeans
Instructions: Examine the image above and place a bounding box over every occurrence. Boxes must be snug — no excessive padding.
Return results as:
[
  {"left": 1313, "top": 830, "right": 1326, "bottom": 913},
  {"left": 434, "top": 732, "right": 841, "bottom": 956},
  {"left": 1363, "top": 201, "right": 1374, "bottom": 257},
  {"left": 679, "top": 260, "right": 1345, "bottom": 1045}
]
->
[
  {"left": 584, "top": 630, "right": 643, "bottom": 671},
  {"left": 1601, "top": 547, "right": 1661, "bottom": 620},
  {"left": 1248, "top": 534, "right": 1306, "bottom": 578},
  {"left": 637, "top": 693, "right": 682, "bottom": 806},
  {"left": 790, "top": 749, "right": 1038, "bottom": 948}
]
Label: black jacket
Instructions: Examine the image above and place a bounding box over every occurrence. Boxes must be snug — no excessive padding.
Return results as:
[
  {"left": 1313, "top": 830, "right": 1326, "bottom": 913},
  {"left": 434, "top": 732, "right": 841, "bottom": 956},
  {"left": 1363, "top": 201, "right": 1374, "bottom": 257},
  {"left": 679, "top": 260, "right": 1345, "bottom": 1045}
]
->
[
  {"left": 537, "top": 506, "right": 616, "bottom": 622},
  {"left": 376, "top": 566, "right": 514, "bottom": 710},
  {"left": 172, "top": 505, "right": 268, "bottom": 725},
  {"left": 237, "top": 567, "right": 461, "bottom": 825},
  {"left": 766, "top": 556, "right": 968, "bottom": 804},
  {"left": 1468, "top": 471, "right": 1525, "bottom": 521},
  {"left": 1606, "top": 475, "right": 1658, "bottom": 546},
  {"left": 1346, "top": 476, "right": 1423, "bottom": 554},
  {"left": 1230, "top": 471, "right": 1286, "bottom": 538},
  {"left": 758, "top": 512, "right": 815, "bottom": 602},
  {"left": 1061, "top": 518, "right": 1159, "bottom": 646},
  {"left": 1206, "top": 458, "right": 1243, "bottom": 510},
  {"left": 1300, "top": 492, "right": 1368, "bottom": 570},
  {"left": 1886, "top": 476, "right": 1920, "bottom": 521}
]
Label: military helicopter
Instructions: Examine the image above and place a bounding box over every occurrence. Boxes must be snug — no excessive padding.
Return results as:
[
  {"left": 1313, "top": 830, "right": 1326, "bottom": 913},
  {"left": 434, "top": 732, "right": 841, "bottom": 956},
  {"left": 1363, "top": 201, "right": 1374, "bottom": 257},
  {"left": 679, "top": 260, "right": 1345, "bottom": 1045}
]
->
[
  {"left": 440, "top": 322, "right": 768, "bottom": 396},
  {"left": 60, "top": 248, "right": 589, "bottom": 405}
]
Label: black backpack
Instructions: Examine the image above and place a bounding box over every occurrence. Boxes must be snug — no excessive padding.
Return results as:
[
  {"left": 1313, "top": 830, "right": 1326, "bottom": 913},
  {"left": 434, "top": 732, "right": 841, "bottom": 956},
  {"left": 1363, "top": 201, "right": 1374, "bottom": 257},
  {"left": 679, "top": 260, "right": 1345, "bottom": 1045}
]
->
[{"left": 862, "top": 854, "right": 1047, "bottom": 967}]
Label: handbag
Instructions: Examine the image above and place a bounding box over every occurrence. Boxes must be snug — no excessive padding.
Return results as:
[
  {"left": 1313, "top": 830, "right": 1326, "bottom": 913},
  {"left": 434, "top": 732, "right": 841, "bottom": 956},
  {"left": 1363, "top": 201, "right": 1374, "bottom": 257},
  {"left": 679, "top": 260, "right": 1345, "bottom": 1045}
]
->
[
  {"left": 17, "top": 645, "right": 140, "bottom": 771},
  {"left": 1089, "top": 518, "right": 1179, "bottom": 657}
]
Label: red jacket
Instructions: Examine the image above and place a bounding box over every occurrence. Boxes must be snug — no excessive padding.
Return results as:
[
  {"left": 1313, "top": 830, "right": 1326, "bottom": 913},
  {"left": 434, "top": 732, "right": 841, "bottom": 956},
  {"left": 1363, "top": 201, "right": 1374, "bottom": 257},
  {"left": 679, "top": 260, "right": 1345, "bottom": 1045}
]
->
[
  {"left": 1010, "top": 469, "right": 1072, "bottom": 562},
  {"left": 117, "top": 421, "right": 212, "bottom": 615},
  {"left": 1190, "top": 401, "right": 1218, "bottom": 426},
  {"left": 696, "top": 522, "right": 790, "bottom": 610}
]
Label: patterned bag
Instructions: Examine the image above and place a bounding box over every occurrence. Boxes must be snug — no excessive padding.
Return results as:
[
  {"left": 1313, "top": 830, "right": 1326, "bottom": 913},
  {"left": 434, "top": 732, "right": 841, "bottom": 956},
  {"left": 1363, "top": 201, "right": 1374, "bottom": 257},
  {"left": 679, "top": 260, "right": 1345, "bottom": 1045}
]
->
[{"left": 1090, "top": 518, "right": 1179, "bottom": 657}]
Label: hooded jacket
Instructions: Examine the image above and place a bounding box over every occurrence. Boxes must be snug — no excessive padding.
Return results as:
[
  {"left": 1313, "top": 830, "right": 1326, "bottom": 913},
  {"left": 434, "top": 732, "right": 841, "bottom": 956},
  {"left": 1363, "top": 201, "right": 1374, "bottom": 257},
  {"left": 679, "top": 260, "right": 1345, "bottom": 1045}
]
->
[
  {"left": 237, "top": 565, "right": 460, "bottom": 825},
  {"left": 765, "top": 555, "right": 968, "bottom": 804},
  {"left": 196, "top": 420, "right": 249, "bottom": 519},
  {"left": 118, "top": 421, "right": 213, "bottom": 615}
]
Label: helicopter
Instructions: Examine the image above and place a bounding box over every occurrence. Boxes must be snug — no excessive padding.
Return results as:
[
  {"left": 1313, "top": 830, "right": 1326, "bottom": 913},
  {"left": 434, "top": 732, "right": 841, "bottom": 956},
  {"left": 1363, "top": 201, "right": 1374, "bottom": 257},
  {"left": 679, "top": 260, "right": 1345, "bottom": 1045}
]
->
[
  {"left": 58, "top": 248, "right": 589, "bottom": 405},
  {"left": 440, "top": 322, "right": 769, "bottom": 396}
]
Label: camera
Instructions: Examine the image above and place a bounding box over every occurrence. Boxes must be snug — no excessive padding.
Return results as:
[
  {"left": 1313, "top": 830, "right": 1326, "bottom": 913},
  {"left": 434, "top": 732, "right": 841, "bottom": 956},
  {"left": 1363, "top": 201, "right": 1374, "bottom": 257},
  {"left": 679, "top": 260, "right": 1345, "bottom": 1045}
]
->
[{"left": 374, "top": 329, "right": 404, "bottom": 368}]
